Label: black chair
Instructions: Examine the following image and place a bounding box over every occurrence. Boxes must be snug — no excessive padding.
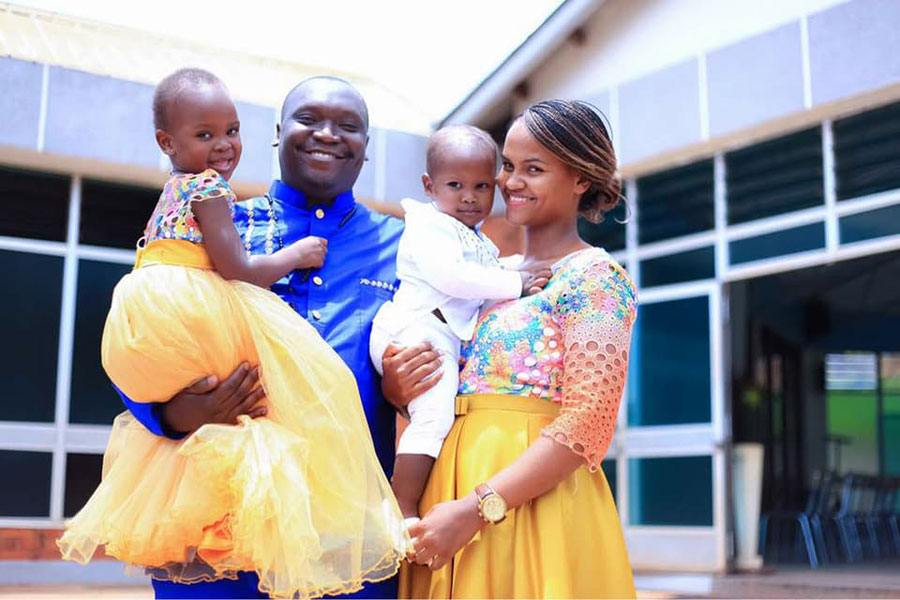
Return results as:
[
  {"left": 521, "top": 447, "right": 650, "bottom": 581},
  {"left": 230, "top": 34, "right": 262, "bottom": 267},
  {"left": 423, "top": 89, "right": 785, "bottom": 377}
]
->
[{"left": 759, "top": 471, "right": 828, "bottom": 567}]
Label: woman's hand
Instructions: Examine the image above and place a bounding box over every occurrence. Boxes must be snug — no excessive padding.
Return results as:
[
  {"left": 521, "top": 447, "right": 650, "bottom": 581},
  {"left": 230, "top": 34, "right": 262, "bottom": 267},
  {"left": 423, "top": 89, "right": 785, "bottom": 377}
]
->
[
  {"left": 408, "top": 494, "right": 482, "bottom": 570},
  {"left": 160, "top": 363, "right": 267, "bottom": 434},
  {"left": 380, "top": 342, "right": 443, "bottom": 418}
]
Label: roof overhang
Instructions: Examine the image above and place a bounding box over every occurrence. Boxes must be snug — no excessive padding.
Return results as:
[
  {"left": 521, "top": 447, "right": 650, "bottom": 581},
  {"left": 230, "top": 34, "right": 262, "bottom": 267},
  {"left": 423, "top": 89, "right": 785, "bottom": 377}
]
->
[{"left": 440, "top": 0, "right": 605, "bottom": 128}]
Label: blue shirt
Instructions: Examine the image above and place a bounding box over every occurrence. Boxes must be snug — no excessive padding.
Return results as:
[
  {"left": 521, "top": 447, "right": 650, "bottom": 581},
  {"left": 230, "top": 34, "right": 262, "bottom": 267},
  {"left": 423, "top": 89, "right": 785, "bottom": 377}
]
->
[{"left": 117, "top": 180, "right": 404, "bottom": 476}]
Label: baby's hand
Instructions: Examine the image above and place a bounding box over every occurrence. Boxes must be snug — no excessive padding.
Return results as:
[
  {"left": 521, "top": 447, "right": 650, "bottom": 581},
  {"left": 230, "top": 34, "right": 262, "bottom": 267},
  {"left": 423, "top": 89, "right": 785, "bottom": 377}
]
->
[
  {"left": 290, "top": 236, "right": 328, "bottom": 269},
  {"left": 520, "top": 268, "right": 552, "bottom": 296}
]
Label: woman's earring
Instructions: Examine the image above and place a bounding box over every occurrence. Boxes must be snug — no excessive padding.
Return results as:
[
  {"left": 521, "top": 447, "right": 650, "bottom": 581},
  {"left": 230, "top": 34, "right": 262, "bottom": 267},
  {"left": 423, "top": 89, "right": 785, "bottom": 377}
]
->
[{"left": 271, "top": 138, "right": 279, "bottom": 148}]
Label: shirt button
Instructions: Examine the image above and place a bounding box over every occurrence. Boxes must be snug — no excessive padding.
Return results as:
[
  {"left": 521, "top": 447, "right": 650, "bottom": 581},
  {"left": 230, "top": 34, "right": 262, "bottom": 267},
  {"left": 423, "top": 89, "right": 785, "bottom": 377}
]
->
[
  {"left": 312, "top": 276, "right": 323, "bottom": 286},
  {"left": 315, "top": 208, "right": 325, "bottom": 219},
  {"left": 311, "top": 309, "right": 322, "bottom": 320}
]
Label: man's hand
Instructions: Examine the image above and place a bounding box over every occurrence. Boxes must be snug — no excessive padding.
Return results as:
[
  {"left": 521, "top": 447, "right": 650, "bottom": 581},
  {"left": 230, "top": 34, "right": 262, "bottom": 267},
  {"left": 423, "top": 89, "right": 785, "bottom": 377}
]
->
[
  {"left": 380, "top": 342, "right": 443, "bottom": 418},
  {"left": 160, "top": 363, "right": 267, "bottom": 435}
]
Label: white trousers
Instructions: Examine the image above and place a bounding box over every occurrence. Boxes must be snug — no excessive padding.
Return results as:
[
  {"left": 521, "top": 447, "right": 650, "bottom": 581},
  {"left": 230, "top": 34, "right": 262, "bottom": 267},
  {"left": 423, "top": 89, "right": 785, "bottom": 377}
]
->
[{"left": 370, "top": 304, "right": 459, "bottom": 458}]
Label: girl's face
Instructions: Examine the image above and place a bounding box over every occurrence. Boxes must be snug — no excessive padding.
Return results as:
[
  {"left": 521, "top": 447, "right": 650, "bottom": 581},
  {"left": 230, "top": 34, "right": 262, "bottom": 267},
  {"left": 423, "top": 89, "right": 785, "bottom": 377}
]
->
[
  {"left": 156, "top": 84, "right": 242, "bottom": 180},
  {"left": 497, "top": 118, "right": 589, "bottom": 228}
]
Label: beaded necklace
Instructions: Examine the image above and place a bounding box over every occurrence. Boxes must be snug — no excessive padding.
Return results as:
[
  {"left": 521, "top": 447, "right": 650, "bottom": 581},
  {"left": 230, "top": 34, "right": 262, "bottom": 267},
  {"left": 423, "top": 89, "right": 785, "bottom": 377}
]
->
[{"left": 243, "top": 194, "right": 284, "bottom": 256}]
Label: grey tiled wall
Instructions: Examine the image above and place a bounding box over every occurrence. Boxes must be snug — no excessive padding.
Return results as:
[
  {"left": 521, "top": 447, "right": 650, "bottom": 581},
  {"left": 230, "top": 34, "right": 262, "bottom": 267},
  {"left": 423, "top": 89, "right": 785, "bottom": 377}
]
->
[
  {"left": 231, "top": 101, "right": 277, "bottom": 184},
  {"left": 809, "top": 0, "right": 900, "bottom": 106},
  {"left": 384, "top": 129, "right": 428, "bottom": 201},
  {"left": 44, "top": 67, "right": 160, "bottom": 169},
  {"left": 707, "top": 22, "right": 805, "bottom": 137},
  {"left": 0, "top": 57, "right": 43, "bottom": 149},
  {"left": 619, "top": 59, "right": 701, "bottom": 164}
]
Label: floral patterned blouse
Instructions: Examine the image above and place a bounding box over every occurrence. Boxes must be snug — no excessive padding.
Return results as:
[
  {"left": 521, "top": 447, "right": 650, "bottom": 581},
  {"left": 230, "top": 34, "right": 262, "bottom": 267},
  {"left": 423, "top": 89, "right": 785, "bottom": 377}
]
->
[
  {"left": 458, "top": 247, "right": 637, "bottom": 471},
  {"left": 143, "top": 169, "right": 235, "bottom": 245}
]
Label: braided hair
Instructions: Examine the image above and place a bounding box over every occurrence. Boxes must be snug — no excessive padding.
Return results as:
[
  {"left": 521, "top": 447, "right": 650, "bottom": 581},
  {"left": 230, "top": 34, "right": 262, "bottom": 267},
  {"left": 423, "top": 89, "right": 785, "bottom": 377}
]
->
[{"left": 521, "top": 99, "right": 621, "bottom": 223}]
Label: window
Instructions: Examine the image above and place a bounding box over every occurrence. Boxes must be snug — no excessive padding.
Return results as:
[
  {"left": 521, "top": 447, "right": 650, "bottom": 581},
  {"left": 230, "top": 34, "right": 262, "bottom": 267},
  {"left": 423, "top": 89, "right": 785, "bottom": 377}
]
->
[
  {"left": 839, "top": 204, "right": 900, "bottom": 244},
  {"left": 637, "top": 160, "right": 714, "bottom": 244},
  {"left": 0, "top": 250, "right": 62, "bottom": 422},
  {"left": 69, "top": 260, "right": 132, "bottom": 424},
  {"left": 628, "top": 456, "right": 713, "bottom": 526},
  {"left": 726, "top": 127, "right": 823, "bottom": 224},
  {"left": 629, "top": 296, "right": 711, "bottom": 426},
  {"left": 0, "top": 451, "right": 52, "bottom": 517},
  {"left": 0, "top": 166, "right": 69, "bottom": 242},
  {"left": 834, "top": 100, "right": 900, "bottom": 201},
  {"left": 64, "top": 453, "right": 103, "bottom": 517},
  {"left": 601, "top": 458, "right": 617, "bottom": 503},
  {"left": 729, "top": 223, "right": 825, "bottom": 264},
  {"left": 80, "top": 179, "right": 158, "bottom": 249},
  {"left": 640, "top": 246, "right": 715, "bottom": 287}
]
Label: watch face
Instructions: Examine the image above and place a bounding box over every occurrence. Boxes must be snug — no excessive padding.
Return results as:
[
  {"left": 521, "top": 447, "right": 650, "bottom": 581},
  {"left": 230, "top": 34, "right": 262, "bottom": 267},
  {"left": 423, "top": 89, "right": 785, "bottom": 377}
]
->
[{"left": 482, "top": 495, "right": 507, "bottom": 522}]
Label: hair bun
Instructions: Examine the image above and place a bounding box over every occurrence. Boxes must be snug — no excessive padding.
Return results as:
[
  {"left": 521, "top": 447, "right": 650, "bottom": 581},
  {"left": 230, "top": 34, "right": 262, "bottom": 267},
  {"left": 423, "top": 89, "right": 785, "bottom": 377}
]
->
[{"left": 579, "top": 173, "right": 622, "bottom": 224}]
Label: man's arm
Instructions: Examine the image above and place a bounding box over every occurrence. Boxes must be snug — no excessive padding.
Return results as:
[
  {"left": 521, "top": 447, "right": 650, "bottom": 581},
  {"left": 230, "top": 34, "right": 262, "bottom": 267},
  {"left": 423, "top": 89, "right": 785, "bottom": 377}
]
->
[{"left": 114, "top": 364, "right": 267, "bottom": 438}]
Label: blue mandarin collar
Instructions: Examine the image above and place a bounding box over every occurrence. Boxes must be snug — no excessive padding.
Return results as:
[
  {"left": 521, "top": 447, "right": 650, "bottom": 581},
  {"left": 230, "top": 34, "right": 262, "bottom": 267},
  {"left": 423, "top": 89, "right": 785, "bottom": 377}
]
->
[{"left": 268, "top": 180, "right": 356, "bottom": 218}]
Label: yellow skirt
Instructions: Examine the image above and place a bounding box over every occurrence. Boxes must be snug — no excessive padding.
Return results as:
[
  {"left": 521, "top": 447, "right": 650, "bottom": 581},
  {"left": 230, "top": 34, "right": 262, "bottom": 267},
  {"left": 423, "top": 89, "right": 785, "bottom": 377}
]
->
[
  {"left": 57, "top": 240, "right": 407, "bottom": 599},
  {"left": 399, "top": 394, "right": 635, "bottom": 599}
]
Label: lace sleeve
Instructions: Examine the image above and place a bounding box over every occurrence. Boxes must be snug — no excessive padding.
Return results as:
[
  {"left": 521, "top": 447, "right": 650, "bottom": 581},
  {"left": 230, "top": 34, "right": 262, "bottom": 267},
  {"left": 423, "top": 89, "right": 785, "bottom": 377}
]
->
[
  {"left": 186, "top": 169, "right": 235, "bottom": 205},
  {"left": 542, "top": 257, "right": 637, "bottom": 471}
]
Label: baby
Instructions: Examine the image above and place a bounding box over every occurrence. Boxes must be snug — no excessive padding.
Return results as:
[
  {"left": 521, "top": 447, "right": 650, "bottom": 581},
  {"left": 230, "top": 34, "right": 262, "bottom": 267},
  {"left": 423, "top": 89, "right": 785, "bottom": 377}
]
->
[{"left": 370, "top": 125, "right": 549, "bottom": 524}]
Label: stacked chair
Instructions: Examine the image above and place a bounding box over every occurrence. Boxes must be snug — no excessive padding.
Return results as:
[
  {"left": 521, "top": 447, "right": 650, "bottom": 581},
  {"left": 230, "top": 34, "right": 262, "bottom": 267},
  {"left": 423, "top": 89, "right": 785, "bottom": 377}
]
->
[{"left": 759, "top": 471, "right": 900, "bottom": 567}]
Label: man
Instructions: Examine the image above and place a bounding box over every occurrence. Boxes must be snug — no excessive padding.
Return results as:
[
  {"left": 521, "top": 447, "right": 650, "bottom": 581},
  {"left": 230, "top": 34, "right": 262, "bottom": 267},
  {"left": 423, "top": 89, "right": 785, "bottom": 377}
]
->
[{"left": 119, "top": 76, "right": 440, "bottom": 599}]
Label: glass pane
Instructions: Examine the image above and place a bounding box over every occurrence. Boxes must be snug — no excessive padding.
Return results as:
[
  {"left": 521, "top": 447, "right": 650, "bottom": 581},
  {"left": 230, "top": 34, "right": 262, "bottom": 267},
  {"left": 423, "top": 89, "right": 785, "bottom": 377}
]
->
[
  {"left": 629, "top": 296, "right": 711, "bottom": 426},
  {"left": 0, "top": 250, "right": 62, "bottom": 422},
  {"left": 726, "top": 127, "right": 824, "bottom": 225},
  {"left": 578, "top": 200, "right": 627, "bottom": 251},
  {"left": 882, "top": 354, "right": 900, "bottom": 476},
  {"left": 70, "top": 260, "right": 131, "bottom": 425},
  {"left": 601, "top": 458, "right": 617, "bottom": 503},
  {"left": 729, "top": 223, "right": 825, "bottom": 265},
  {"left": 834, "top": 100, "right": 900, "bottom": 201},
  {"left": 0, "top": 451, "right": 51, "bottom": 517},
  {"left": 80, "top": 179, "right": 158, "bottom": 249},
  {"left": 839, "top": 204, "right": 900, "bottom": 244},
  {"left": 826, "top": 353, "right": 878, "bottom": 475},
  {"left": 64, "top": 453, "right": 103, "bottom": 517},
  {"left": 0, "top": 166, "right": 69, "bottom": 242},
  {"left": 628, "top": 455, "right": 713, "bottom": 526},
  {"left": 640, "top": 246, "right": 715, "bottom": 288},
  {"left": 637, "top": 159, "right": 714, "bottom": 244}
]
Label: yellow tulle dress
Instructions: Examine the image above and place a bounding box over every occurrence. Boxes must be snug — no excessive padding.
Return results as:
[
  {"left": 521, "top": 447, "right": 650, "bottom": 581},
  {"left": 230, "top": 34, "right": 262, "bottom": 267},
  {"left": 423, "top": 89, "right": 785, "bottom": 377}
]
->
[
  {"left": 57, "top": 170, "right": 407, "bottom": 599},
  {"left": 400, "top": 249, "right": 637, "bottom": 599}
]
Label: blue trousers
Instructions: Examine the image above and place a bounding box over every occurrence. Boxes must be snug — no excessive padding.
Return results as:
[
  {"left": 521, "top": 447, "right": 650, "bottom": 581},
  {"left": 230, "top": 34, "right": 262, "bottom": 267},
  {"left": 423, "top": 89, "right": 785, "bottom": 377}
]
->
[{"left": 152, "top": 572, "right": 398, "bottom": 599}]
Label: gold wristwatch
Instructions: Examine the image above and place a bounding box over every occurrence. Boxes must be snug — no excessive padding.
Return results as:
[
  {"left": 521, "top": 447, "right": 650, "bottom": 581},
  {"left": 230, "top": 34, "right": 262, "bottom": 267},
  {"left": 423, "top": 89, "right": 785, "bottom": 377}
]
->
[{"left": 474, "top": 483, "right": 508, "bottom": 524}]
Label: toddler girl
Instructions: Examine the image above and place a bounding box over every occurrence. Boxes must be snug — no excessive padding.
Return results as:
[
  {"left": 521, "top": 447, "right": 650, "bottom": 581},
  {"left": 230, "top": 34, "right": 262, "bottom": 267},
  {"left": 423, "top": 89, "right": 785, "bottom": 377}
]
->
[{"left": 58, "top": 68, "right": 406, "bottom": 599}]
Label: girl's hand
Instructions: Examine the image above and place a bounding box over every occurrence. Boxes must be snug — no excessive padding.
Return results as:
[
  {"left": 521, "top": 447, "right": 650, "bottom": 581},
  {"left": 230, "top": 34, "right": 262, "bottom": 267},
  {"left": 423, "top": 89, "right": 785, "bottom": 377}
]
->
[
  {"left": 408, "top": 494, "right": 482, "bottom": 571},
  {"left": 519, "top": 268, "right": 552, "bottom": 296},
  {"left": 290, "top": 236, "right": 328, "bottom": 270}
]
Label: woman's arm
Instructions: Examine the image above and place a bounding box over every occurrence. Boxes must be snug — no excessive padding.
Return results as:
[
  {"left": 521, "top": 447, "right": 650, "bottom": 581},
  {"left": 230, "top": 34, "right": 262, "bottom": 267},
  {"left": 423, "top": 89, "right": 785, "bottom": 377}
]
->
[
  {"left": 410, "top": 259, "right": 637, "bottom": 569},
  {"left": 192, "top": 196, "right": 325, "bottom": 288}
]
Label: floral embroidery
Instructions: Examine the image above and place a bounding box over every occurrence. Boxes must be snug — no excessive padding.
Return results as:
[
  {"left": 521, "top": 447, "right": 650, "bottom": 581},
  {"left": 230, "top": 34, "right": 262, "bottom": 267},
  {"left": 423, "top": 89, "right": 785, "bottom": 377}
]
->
[
  {"left": 143, "top": 169, "right": 236, "bottom": 245},
  {"left": 459, "top": 248, "right": 637, "bottom": 471}
]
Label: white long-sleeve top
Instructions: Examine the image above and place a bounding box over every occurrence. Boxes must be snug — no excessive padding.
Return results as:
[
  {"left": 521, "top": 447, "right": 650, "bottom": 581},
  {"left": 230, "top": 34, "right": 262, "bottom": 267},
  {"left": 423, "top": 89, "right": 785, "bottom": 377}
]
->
[{"left": 374, "top": 198, "right": 522, "bottom": 341}]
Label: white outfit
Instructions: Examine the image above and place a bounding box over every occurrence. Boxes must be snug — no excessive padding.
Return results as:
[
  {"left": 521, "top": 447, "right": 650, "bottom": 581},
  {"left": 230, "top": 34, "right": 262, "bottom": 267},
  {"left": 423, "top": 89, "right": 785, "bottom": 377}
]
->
[{"left": 370, "top": 199, "right": 522, "bottom": 457}]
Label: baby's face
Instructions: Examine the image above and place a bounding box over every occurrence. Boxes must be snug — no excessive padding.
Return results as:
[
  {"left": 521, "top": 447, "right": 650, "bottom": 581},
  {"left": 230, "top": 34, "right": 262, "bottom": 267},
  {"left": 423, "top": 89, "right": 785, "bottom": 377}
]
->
[{"left": 424, "top": 149, "right": 496, "bottom": 229}]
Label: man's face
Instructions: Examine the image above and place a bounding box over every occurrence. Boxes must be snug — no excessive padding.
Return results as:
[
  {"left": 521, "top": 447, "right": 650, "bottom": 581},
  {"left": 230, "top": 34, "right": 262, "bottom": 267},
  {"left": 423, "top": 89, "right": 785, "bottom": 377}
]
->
[{"left": 278, "top": 79, "right": 369, "bottom": 203}]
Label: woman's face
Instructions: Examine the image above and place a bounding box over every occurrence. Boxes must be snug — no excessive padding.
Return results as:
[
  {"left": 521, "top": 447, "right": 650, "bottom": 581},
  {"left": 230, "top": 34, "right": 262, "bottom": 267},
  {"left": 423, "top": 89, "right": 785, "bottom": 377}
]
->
[{"left": 497, "top": 119, "right": 589, "bottom": 228}]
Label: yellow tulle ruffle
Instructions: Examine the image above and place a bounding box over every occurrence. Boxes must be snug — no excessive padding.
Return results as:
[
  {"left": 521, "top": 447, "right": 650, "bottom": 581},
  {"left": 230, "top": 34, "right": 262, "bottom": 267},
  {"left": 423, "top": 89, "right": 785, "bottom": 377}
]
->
[{"left": 57, "top": 240, "right": 408, "bottom": 599}]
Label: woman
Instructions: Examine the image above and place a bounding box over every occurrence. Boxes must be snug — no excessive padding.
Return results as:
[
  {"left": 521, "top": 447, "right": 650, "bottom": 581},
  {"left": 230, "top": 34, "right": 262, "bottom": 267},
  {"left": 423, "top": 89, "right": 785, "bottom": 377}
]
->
[{"left": 399, "top": 99, "right": 637, "bottom": 598}]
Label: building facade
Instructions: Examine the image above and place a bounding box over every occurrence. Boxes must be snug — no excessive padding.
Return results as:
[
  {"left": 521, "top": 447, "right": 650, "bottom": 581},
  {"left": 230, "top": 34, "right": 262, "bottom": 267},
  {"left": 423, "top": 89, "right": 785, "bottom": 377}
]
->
[{"left": 448, "top": 0, "right": 900, "bottom": 572}]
